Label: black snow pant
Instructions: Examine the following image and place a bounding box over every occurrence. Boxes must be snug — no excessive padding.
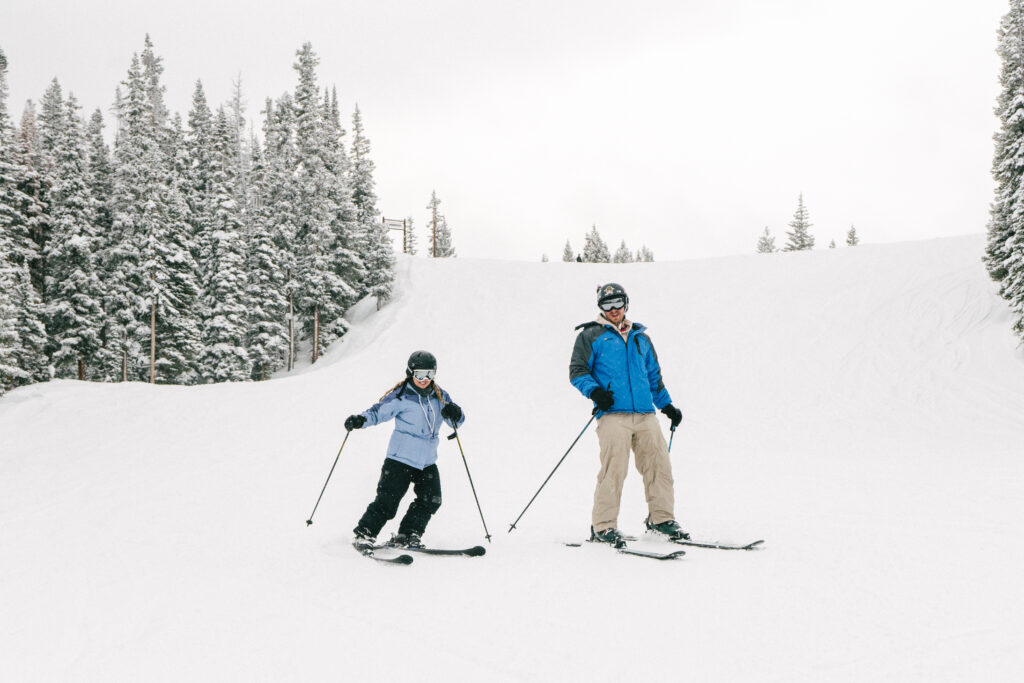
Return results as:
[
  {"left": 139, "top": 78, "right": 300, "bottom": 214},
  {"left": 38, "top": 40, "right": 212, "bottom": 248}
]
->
[{"left": 357, "top": 459, "right": 442, "bottom": 537}]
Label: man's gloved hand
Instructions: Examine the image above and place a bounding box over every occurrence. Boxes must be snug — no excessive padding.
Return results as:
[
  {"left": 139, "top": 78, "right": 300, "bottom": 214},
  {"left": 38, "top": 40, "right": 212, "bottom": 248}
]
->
[
  {"left": 441, "top": 402, "right": 463, "bottom": 423},
  {"left": 589, "top": 388, "right": 614, "bottom": 411},
  {"left": 344, "top": 414, "right": 367, "bottom": 431},
  {"left": 660, "top": 404, "right": 683, "bottom": 429}
]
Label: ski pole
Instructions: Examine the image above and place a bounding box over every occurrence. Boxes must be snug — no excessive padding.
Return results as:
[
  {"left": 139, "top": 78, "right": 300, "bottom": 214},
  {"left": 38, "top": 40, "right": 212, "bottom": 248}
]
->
[
  {"left": 508, "top": 411, "right": 597, "bottom": 533},
  {"left": 668, "top": 424, "right": 676, "bottom": 453},
  {"left": 305, "top": 430, "right": 351, "bottom": 526},
  {"left": 447, "top": 426, "right": 492, "bottom": 543}
]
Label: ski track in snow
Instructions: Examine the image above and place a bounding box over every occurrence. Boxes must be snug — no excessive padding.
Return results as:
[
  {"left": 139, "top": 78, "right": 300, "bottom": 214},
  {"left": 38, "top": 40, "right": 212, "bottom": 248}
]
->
[{"left": 2, "top": 234, "right": 1024, "bottom": 682}]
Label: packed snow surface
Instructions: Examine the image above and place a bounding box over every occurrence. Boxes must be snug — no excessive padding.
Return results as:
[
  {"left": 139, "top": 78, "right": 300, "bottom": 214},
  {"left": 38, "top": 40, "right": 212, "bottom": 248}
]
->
[{"left": 2, "top": 235, "right": 1023, "bottom": 682}]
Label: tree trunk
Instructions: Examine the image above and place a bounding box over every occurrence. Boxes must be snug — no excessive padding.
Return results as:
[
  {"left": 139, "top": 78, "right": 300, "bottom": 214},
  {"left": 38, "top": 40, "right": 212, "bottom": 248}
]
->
[
  {"left": 312, "top": 306, "right": 320, "bottom": 364},
  {"left": 150, "top": 301, "right": 156, "bottom": 384},
  {"left": 78, "top": 358, "right": 85, "bottom": 381},
  {"left": 288, "top": 293, "right": 295, "bottom": 372}
]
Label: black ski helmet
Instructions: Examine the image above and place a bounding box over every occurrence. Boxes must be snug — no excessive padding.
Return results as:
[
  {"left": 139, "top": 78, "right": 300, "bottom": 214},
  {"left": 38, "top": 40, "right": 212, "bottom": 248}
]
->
[
  {"left": 596, "top": 282, "right": 629, "bottom": 307},
  {"left": 406, "top": 350, "right": 437, "bottom": 379}
]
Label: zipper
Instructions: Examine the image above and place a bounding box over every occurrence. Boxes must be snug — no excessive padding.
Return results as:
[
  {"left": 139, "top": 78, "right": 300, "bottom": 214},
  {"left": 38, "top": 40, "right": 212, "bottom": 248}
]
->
[{"left": 610, "top": 326, "right": 636, "bottom": 413}]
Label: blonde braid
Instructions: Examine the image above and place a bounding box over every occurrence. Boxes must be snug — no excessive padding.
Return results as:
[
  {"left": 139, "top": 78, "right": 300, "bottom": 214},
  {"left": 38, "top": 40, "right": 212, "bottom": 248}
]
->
[{"left": 378, "top": 379, "right": 407, "bottom": 402}]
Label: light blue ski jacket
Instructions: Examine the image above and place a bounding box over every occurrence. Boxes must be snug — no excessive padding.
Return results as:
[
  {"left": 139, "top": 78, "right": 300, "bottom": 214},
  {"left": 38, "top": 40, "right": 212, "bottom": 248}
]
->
[{"left": 359, "top": 381, "right": 465, "bottom": 470}]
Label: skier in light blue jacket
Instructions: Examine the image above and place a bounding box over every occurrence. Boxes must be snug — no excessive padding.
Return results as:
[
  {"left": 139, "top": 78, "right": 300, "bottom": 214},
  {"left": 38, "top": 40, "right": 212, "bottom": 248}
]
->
[{"left": 346, "top": 351, "right": 465, "bottom": 548}]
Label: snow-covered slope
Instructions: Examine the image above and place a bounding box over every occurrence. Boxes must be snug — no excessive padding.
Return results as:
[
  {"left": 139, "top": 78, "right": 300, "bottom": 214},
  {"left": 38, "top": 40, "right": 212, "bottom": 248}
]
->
[{"left": 2, "top": 235, "right": 1023, "bottom": 682}]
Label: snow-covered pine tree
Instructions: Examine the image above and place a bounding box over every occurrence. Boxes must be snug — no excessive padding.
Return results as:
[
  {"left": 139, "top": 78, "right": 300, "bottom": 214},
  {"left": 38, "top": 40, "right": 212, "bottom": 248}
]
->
[
  {"left": 0, "top": 48, "right": 41, "bottom": 392},
  {"left": 104, "top": 54, "right": 149, "bottom": 380},
  {"left": 434, "top": 215, "right": 455, "bottom": 258},
  {"left": 151, "top": 115, "right": 203, "bottom": 384},
  {"left": 321, "top": 87, "right": 362, "bottom": 344},
  {"left": 1005, "top": 184, "right": 1024, "bottom": 339},
  {"left": 582, "top": 225, "right": 610, "bottom": 262},
  {"left": 0, "top": 49, "right": 35, "bottom": 275},
  {"left": 562, "top": 240, "right": 574, "bottom": 262},
  {"left": 227, "top": 77, "right": 251, "bottom": 208},
  {"left": 15, "top": 102, "right": 50, "bottom": 295},
  {"left": 108, "top": 41, "right": 202, "bottom": 383},
  {"left": 756, "top": 227, "right": 777, "bottom": 253},
  {"left": 783, "top": 193, "right": 815, "bottom": 251},
  {"left": 85, "top": 110, "right": 113, "bottom": 239},
  {"left": 292, "top": 43, "right": 355, "bottom": 363},
  {"left": 987, "top": 0, "right": 1024, "bottom": 286},
  {"left": 260, "top": 94, "right": 301, "bottom": 370},
  {"left": 613, "top": 240, "right": 634, "bottom": 263},
  {"left": 846, "top": 225, "right": 859, "bottom": 247},
  {"left": 541, "top": 253, "right": 549, "bottom": 262},
  {"left": 641, "top": 245, "right": 655, "bottom": 262},
  {"left": 197, "top": 108, "right": 250, "bottom": 382},
  {"left": 243, "top": 137, "right": 287, "bottom": 380},
  {"left": 44, "top": 92, "right": 106, "bottom": 380},
  {"left": 404, "top": 215, "right": 418, "bottom": 255},
  {"left": 829, "top": 239, "right": 836, "bottom": 249},
  {"left": 184, "top": 81, "right": 214, "bottom": 259},
  {"left": 0, "top": 279, "right": 24, "bottom": 397},
  {"left": 350, "top": 104, "right": 394, "bottom": 309},
  {"left": 425, "top": 190, "right": 455, "bottom": 257}
]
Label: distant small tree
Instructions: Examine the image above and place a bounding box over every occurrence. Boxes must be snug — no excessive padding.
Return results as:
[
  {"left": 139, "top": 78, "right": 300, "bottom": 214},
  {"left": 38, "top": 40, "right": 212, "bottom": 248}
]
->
[
  {"left": 582, "top": 225, "right": 610, "bottom": 262},
  {"left": 562, "top": 240, "right": 574, "bottom": 262},
  {"left": 636, "top": 245, "right": 655, "bottom": 262},
  {"left": 783, "top": 193, "right": 815, "bottom": 251},
  {"left": 426, "top": 191, "right": 455, "bottom": 257},
  {"left": 756, "top": 227, "right": 777, "bottom": 253},
  {"left": 541, "top": 253, "right": 549, "bottom": 262},
  {"left": 846, "top": 225, "right": 859, "bottom": 246},
  {"left": 405, "top": 215, "right": 417, "bottom": 255},
  {"left": 613, "top": 240, "right": 634, "bottom": 263},
  {"left": 829, "top": 239, "right": 836, "bottom": 249}
]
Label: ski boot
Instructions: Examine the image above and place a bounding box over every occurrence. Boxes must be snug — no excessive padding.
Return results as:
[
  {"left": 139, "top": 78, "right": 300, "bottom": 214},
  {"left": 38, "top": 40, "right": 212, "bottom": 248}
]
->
[
  {"left": 390, "top": 532, "right": 423, "bottom": 549},
  {"left": 590, "top": 526, "right": 626, "bottom": 548},
  {"left": 644, "top": 516, "right": 690, "bottom": 541},
  {"left": 352, "top": 526, "right": 376, "bottom": 548}
]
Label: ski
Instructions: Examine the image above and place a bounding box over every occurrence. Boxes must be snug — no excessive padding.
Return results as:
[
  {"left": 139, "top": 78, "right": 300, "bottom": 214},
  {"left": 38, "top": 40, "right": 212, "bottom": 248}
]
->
[
  {"left": 368, "top": 543, "right": 486, "bottom": 557},
  {"left": 565, "top": 542, "right": 685, "bottom": 561},
  {"left": 631, "top": 529, "right": 765, "bottom": 551},
  {"left": 668, "top": 538, "right": 764, "bottom": 551},
  {"left": 353, "top": 542, "right": 414, "bottom": 565}
]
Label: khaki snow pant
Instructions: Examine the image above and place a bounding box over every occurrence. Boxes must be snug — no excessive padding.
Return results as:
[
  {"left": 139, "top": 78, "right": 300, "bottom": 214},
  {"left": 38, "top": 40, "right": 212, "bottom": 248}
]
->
[{"left": 592, "top": 412, "right": 675, "bottom": 532}]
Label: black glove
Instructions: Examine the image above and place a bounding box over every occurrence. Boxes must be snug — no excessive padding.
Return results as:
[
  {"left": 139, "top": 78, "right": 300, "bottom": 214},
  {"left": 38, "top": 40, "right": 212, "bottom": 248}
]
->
[
  {"left": 589, "top": 387, "right": 614, "bottom": 411},
  {"left": 441, "top": 402, "right": 462, "bottom": 423},
  {"left": 344, "top": 414, "right": 366, "bottom": 431},
  {"left": 661, "top": 404, "right": 682, "bottom": 429}
]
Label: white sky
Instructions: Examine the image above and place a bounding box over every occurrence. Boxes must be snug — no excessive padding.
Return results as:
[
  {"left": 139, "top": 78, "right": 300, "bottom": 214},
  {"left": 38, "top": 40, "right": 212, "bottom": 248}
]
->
[{"left": 0, "top": 0, "right": 1008, "bottom": 260}]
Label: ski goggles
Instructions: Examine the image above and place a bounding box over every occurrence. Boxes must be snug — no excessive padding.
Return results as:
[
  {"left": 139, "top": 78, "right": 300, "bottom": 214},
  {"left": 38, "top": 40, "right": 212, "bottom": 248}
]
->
[
  {"left": 599, "top": 297, "right": 627, "bottom": 311},
  {"left": 410, "top": 368, "right": 436, "bottom": 381}
]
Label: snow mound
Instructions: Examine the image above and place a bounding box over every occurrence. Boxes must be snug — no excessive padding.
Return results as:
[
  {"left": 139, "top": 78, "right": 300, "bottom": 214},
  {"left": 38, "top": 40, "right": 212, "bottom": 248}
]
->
[{"left": 2, "top": 235, "right": 1023, "bottom": 682}]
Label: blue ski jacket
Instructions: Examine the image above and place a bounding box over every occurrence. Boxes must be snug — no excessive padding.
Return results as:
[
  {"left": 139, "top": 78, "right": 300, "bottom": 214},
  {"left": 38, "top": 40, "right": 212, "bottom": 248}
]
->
[
  {"left": 359, "top": 381, "right": 465, "bottom": 470},
  {"left": 570, "top": 319, "right": 672, "bottom": 415}
]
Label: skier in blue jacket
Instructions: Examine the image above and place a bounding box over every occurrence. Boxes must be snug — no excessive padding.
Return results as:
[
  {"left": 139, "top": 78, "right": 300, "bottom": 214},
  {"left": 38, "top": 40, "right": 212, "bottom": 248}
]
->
[
  {"left": 346, "top": 351, "right": 465, "bottom": 548},
  {"left": 570, "top": 283, "right": 687, "bottom": 545}
]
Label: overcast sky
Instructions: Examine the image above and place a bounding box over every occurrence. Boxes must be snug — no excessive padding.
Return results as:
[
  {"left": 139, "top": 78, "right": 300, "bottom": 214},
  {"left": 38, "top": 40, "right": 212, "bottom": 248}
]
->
[{"left": 1, "top": 0, "right": 1009, "bottom": 261}]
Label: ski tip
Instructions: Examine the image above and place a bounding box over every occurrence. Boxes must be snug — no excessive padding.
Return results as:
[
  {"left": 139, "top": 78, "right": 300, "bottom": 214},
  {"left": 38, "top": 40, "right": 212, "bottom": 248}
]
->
[
  {"left": 466, "top": 546, "right": 487, "bottom": 556},
  {"left": 746, "top": 540, "right": 765, "bottom": 550}
]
